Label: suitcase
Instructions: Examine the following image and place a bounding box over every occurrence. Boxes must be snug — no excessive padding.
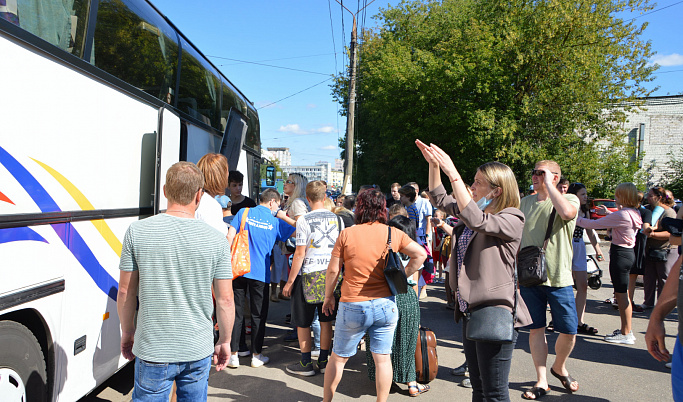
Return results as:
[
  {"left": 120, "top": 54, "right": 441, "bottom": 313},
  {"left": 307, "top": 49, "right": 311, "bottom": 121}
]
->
[{"left": 415, "top": 326, "right": 438, "bottom": 383}]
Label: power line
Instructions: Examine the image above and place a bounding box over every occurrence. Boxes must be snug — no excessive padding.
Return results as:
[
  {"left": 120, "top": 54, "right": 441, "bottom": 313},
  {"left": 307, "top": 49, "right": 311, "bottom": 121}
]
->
[
  {"left": 212, "top": 57, "right": 330, "bottom": 76},
  {"left": 328, "top": 0, "right": 342, "bottom": 148},
  {"left": 655, "top": 68, "right": 683, "bottom": 74},
  {"left": 208, "top": 52, "right": 342, "bottom": 66},
  {"left": 257, "top": 77, "right": 334, "bottom": 110},
  {"left": 628, "top": 0, "right": 683, "bottom": 22}
]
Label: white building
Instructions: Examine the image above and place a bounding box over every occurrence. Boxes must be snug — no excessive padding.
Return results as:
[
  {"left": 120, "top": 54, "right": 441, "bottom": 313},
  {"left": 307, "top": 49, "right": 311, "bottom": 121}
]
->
[
  {"left": 264, "top": 147, "right": 292, "bottom": 167},
  {"left": 329, "top": 170, "right": 344, "bottom": 189},
  {"left": 283, "top": 161, "right": 333, "bottom": 185},
  {"left": 335, "top": 158, "right": 345, "bottom": 171}
]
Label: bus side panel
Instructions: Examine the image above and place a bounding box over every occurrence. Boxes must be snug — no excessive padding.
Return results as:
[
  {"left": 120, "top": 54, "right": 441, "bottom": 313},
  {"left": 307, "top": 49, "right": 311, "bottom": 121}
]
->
[
  {"left": 0, "top": 33, "right": 159, "bottom": 400},
  {"left": 157, "top": 109, "right": 182, "bottom": 212}
]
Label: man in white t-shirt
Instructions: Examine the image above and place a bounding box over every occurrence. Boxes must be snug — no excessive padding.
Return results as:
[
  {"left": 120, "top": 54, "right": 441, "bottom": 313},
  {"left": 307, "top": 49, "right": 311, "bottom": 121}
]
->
[{"left": 282, "top": 180, "right": 344, "bottom": 377}]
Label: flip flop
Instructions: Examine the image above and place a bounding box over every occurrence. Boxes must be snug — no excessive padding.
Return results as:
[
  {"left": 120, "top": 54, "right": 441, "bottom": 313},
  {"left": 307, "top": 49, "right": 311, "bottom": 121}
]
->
[
  {"left": 408, "top": 384, "right": 430, "bottom": 397},
  {"left": 577, "top": 323, "right": 598, "bottom": 335},
  {"left": 522, "top": 386, "right": 550, "bottom": 400},
  {"left": 550, "top": 367, "right": 579, "bottom": 393}
]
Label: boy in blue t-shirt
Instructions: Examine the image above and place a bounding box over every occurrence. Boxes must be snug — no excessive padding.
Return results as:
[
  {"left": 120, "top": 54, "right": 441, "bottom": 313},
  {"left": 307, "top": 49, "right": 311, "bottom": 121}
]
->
[{"left": 226, "top": 188, "right": 295, "bottom": 368}]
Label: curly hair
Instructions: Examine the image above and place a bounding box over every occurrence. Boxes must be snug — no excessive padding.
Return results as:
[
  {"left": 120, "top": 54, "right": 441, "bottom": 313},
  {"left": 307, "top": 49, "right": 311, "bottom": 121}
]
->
[{"left": 354, "top": 189, "right": 387, "bottom": 225}]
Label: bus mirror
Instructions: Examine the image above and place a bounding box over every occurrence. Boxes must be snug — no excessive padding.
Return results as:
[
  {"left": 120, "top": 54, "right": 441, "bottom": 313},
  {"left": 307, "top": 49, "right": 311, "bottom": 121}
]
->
[{"left": 266, "top": 166, "right": 275, "bottom": 187}]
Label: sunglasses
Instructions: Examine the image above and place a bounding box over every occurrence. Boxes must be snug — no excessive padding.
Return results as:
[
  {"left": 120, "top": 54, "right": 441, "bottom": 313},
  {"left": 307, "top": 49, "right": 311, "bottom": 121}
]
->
[{"left": 531, "top": 169, "right": 559, "bottom": 176}]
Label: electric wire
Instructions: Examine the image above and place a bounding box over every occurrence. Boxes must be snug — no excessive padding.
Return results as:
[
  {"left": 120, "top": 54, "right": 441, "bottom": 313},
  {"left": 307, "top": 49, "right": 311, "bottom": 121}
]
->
[{"left": 257, "top": 77, "right": 334, "bottom": 110}]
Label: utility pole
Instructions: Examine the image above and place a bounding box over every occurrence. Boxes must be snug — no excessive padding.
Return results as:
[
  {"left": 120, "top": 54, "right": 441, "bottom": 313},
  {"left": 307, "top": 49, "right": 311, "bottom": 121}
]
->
[{"left": 336, "top": 0, "right": 374, "bottom": 195}]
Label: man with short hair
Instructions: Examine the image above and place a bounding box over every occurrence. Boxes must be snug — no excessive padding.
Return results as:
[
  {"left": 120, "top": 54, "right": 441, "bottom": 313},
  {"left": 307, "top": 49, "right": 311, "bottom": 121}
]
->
[
  {"left": 226, "top": 188, "right": 295, "bottom": 368},
  {"left": 387, "top": 182, "right": 401, "bottom": 209},
  {"left": 117, "top": 161, "right": 235, "bottom": 400},
  {"left": 283, "top": 180, "right": 344, "bottom": 376},
  {"left": 519, "top": 160, "right": 581, "bottom": 400}
]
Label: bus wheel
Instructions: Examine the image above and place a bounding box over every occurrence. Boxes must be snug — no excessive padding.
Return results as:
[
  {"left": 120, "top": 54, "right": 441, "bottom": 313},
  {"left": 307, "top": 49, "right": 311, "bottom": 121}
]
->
[{"left": 0, "top": 321, "right": 48, "bottom": 402}]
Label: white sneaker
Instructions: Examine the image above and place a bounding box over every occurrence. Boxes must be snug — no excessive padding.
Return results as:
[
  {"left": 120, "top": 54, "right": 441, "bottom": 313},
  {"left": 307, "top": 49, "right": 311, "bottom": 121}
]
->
[
  {"left": 311, "top": 348, "right": 320, "bottom": 358},
  {"left": 251, "top": 353, "right": 269, "bottom": 367},
  {"left": 604, "top": 331, "right": 635, "bottom": 345},
  {"left": 238, "top": 350, "right": 251, "bottom": 357},
  {"left": 227, "top": 354, "right": 240, "bottom": 368},
  {"left": 666, "top": 362, "right": 672, "bottom": 369}
]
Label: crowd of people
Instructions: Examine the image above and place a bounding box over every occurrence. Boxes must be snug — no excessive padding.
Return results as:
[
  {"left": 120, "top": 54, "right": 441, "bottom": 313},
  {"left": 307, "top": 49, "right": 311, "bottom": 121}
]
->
[{"left": 117, "top": 150, "right": 682, "bottom": 401}]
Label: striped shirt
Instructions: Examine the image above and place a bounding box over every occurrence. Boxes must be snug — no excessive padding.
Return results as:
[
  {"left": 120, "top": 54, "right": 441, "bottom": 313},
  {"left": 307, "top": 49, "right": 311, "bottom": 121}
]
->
[{"left": 119, "top": 214, "right": 231, "bottom": 363}]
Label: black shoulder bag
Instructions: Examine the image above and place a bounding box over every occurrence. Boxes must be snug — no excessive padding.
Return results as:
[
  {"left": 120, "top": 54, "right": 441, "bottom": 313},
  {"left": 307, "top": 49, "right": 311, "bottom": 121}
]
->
[
  {"left": 466, "top": 271, "right": 518, "bottom": 344},
  {"left": 384, "top": 226, "right": 409, "bottom": 295},
  {"left": 517, "top": 208, "right": 556, "bottom": 287}
]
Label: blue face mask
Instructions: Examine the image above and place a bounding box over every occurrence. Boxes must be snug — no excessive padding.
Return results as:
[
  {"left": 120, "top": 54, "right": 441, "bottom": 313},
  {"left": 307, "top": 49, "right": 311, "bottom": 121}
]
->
[{"left": 476, "top": 191, "right": 496, "bottom": 211}]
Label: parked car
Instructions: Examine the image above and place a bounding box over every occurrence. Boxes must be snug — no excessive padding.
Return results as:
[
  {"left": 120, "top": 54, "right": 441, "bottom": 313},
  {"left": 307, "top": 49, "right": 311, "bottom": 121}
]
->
[{"left": 589, "top": 198, "right": 619, "bottom": 219}]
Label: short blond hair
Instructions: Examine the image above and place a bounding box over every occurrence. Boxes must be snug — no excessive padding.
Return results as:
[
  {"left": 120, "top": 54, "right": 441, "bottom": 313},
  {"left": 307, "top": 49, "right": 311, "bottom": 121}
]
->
[
  {"left": 197, "top": 153, "right": 228, "bottom": 197},
  {"left": 615, "top": 182, "right": 639, "bottom": 208},
  {"left": 388, "top": 204, "right": 408, "bottom": 219},
  {"left": 478, "top": 161, "right": 520, "bottom": 214},
  {"left": 306, "top": 180, "right": 328, "bottom": 203},
  {"left": 165, "top": 162, "right": 204, "bottom": 205}
]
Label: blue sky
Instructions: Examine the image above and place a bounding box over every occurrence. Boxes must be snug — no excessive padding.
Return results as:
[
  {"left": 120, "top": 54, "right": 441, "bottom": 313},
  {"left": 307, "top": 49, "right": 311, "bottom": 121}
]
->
[{"left": 156, "top": 0, "right": 683, "bottom": 166}]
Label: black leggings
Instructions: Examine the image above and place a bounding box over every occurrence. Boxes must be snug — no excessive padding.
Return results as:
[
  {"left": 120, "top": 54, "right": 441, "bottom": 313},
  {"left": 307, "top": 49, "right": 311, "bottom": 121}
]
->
[{"left": 610, "top": 244, "right": 635, "bottom": 294}]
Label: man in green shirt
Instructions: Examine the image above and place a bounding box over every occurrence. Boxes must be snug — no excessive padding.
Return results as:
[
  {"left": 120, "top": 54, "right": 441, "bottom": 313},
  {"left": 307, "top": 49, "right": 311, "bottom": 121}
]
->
[
  {"left": 117, "top": 162, "right": 235, "bottom": 400},
  {"left": 519, "top": 160, "right": 581, "bottom": 400}
]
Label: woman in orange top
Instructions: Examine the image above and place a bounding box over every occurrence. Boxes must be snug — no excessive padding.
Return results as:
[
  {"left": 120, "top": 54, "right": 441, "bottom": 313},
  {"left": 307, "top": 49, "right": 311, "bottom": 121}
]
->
[{"left": 322, "top": 189, "right": 427, "bottom": 402}]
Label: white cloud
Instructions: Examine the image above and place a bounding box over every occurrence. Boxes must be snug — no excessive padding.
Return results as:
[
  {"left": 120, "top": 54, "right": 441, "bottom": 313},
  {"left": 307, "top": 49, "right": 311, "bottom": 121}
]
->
[
  {"left": 316, "top": 126, "right": 336, "bottom": 133},
  {"left": 307, "top": 104, "right": 318, "bottom": 109},
  {"left": 321, "top": 145, "right": 338, "bottom": 150},
  {"left": 278, "top": 124, "right": 307, "bottom": 134},
  {"left": 651, "top": 53, "right": 683, "bottom": 67}
]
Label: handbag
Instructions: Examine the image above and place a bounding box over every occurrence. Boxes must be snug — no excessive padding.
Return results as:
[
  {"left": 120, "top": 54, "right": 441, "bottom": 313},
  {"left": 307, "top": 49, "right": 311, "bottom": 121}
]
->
[
  {"left": 383, "top": 226, "right": 409, "bottom": 295},
  {"left": 466, "top": 267, "right": 518, "bottom": 344},
  {"left": 517, "top": 208, "right": 556, "bottom": 287},
  {"left": 647, "top": 248, "right": 669, "bottom": 262},
  {"left": 231, "top": 208, "right": 251, "bottom": 278}
]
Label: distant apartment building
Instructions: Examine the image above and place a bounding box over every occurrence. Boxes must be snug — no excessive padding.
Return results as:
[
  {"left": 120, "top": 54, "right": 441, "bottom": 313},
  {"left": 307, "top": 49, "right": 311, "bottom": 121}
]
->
[
  {"left": 264, "top": 147, "right": 292, "bottom": 167},
  {"left": 329, "top": 169, "right": 344, "bottom": 189},
  {"left": 283, "top": 161, "right": 333, "bottom": 185},
  {"left": 335, "top": 158, "right": 345, "bottom": 171},
  {"left": 619, "top": 95, "right": 683, "bottom": 186}
]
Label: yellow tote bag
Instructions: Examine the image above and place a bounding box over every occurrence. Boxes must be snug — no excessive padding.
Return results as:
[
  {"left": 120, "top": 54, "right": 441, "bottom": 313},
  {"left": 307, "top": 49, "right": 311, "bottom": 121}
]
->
[{"left": 231, "top": 208, "right": 251, "bottom": 278}]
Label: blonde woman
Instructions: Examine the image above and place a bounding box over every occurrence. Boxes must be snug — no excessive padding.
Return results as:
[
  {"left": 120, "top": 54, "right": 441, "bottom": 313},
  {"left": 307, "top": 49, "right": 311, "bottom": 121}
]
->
[
  {"left": 417, "top": 140, "right": 531, "bottom": 401},
  {"left": 577, "top": 183, "right": 642, "bottom": 345},
  {"left": 196, "top": 153, "right": 230, "bottom": 237}
]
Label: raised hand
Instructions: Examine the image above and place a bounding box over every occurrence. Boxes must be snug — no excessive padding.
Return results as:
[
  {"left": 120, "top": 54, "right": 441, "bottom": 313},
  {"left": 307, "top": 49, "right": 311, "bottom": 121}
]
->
[
  {"left": 415, "top": 139, "right": 438, "bottom": 165},
  {"left": 429, "top": 143, "right": 460, "bottom": 182}
]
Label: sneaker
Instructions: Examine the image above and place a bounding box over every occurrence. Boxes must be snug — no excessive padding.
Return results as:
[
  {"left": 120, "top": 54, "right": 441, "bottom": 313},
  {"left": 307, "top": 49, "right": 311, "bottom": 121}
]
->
[
  {"left": 238, "top": 350, "right": 251, "bottom": 357},
  {"left": 666, "top": 362, "right": 672, "bottom": 369},
  {"left": 227, "top": 354, "right": 240, "bottom": 368},
  {"left": 251, "top": 353, "right": 269, "bottom": 367},
  {"left": 632, "top": 304, "right": 644, "bottom": 313},
  {"left": 450, "top": 362, "right": 468, "bottom": 376},
  {"left": 604, "top": 330, "right": 636, "bottom": 345},
  {"left": 640, "top": 304, "right": 654, "bottom": 310},
  {"left": 245, "top": 325, "right": 252, "bottom": 335},
  {"left": 311, "top": 348, "right": 320, "bottom": 358},
  {"left": 286, "top": 360, "right": 316, "bottom": 376},
  {"left": 460, "top": 378, "right": 472, "bottom": 388},
  {"left": 316, "top": 359, "right": 328, "bottom": 373}
]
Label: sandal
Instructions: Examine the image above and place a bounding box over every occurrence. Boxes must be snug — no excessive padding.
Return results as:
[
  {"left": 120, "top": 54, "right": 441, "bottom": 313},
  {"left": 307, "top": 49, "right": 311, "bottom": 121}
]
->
[
  {"left": 522, "top": 386, "right": 549, "bottom": 400},
  {"left": 408, "top": 383, "right": 430, "bottom": 397},
  {"left": 577, "top": 323, "right": 598, "bottom": 335},
  {"left": 550, "top": 367, "right": 579, "bottom": 393}
]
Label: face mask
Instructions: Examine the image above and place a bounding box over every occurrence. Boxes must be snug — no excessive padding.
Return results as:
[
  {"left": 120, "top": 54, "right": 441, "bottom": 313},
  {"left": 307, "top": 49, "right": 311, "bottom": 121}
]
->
[{"left": 476, "top": 191, "right": 496, "bottom": 211}]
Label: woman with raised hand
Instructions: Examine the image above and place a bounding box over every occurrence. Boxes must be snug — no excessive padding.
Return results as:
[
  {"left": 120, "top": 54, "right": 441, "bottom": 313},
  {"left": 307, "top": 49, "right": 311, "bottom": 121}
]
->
[
  {"left": 416, "top": 140, "right": 531, "bottom": 402},
  {"left": 576, "top": 183, "right": 642, "bottom": 345},
  {"left": 322, "top": 189, "right": 426, "bottom": 402}
]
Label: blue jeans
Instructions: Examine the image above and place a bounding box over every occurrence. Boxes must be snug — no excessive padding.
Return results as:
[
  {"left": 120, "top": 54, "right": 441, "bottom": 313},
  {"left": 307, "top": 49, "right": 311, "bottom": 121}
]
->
[
  {"left": 520, "top": 285, "right": 578, "bottom": 334},
  {"left": 133, "top": 356, "right": 211, "bottom": 401},
  {"left": 463, "top": 318, "right": 517, "bottom": 402},
  {"left": 333, "top": 297, "right": 398, "bottom": 357}
]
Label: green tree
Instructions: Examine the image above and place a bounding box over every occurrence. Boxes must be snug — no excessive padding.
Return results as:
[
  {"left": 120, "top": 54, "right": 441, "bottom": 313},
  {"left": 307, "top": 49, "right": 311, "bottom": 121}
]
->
[{"left": 333, "top": 0, "right": 656, "bottom": 195}]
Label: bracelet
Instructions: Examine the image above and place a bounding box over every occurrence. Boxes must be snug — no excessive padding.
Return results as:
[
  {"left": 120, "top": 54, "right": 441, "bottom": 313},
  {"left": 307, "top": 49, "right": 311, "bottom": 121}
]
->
[{"left": 450, "top": 177, "right": 459, "bottom": 183}]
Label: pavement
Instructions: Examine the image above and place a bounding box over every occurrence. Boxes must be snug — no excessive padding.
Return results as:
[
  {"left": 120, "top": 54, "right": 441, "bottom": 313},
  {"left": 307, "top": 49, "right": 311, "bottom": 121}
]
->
[{"left": 82, "top": 254, "right": 677, "bottom": 401}]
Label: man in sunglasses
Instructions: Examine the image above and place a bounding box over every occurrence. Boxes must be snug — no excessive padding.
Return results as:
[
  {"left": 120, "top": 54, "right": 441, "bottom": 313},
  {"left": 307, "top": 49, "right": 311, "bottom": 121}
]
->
[{"left": 518, "top": 161, "right": 581, "bottom": 400}]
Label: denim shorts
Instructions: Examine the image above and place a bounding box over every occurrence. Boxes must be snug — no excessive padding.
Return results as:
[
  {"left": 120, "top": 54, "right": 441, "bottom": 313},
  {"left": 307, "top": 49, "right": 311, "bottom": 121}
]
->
[
  {"left": 133, "top": 355, "right": 211, "bottom": 401},
  {"left": 333, "top": 297, "right": 399, "bottom": 357},
  {"left": 520, "top": 285, "right": 578, "bottom": 334}
]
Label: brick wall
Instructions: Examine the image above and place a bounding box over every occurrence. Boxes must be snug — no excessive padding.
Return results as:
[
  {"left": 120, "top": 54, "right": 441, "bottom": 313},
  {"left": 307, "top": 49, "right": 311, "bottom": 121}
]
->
[{"left": 620, "top": 96, "right": 683, "bottom": 186}]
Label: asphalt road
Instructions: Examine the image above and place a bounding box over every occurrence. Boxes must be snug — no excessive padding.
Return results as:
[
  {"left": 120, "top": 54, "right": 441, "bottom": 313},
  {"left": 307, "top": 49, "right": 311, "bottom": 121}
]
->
[{"left": 82, "top": 255, "right": 677, "bottom": 401}]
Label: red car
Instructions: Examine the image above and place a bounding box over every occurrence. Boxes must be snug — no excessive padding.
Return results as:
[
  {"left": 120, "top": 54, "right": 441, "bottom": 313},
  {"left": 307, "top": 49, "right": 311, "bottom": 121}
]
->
[{"left": 589, "top": 198, "right": 618, "bottom": 219}]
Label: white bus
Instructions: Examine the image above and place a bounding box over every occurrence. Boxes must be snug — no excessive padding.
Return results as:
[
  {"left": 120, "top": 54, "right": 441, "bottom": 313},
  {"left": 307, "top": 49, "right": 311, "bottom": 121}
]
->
[{"left": 0, "top": 1, "right": 261, "bottom": 400}]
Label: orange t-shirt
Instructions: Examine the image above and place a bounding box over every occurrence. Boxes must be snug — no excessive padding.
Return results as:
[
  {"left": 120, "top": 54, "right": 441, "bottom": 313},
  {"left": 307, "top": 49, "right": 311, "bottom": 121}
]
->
[{"left": 332, "top": 222, "right": 414, "bottom": 302}]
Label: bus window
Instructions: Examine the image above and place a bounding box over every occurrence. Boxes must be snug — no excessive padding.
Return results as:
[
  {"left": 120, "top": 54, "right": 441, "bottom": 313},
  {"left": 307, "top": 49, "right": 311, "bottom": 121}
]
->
[
  {"left": 178, "top": 40, "right": 221, "bottom": 129},
  {"left": 245, "top": 108, "right": 261, "bottom": 153},
  {"left": 4, "top": 0, "right": 89, "bottom": 57},
  {"left": 93, "top": 0, "right": 179, "bottom": 104},
  {"left": 220, "top": 81, "right": 246, "bottom": 132}
]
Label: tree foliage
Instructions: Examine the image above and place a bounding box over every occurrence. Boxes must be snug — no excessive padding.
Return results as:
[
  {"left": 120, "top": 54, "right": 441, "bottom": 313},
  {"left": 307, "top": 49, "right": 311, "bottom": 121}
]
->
[
  {"left": 333, "top": 0, "right": 656, "bottom": 197},
  {"left": 659, "top": 148, "right": 683, "bottom": 199}
]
